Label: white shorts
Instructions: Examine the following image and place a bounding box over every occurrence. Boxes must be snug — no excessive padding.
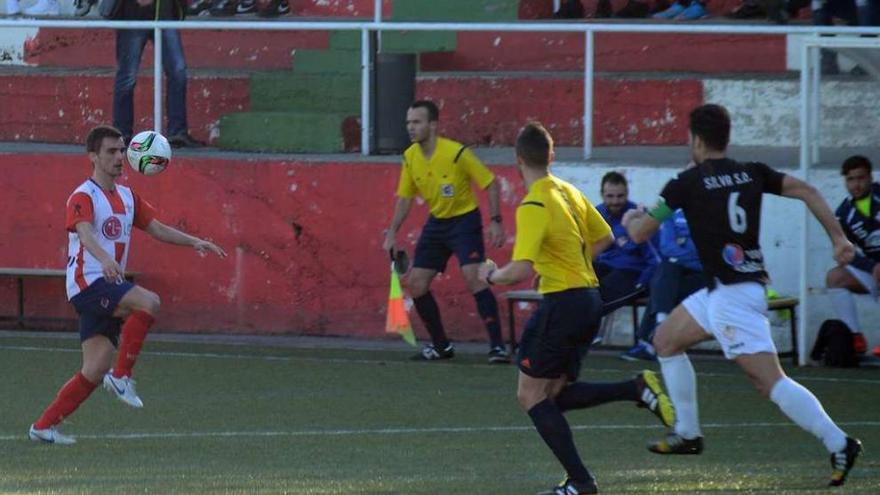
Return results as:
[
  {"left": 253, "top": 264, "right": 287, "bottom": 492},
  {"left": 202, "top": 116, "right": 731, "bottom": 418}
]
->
[
  {"left": 845, "top": 265, "right": 878, "bottom": 297},
  {"left": 682, "top": 281, "right": 776, "bottom": 360}
]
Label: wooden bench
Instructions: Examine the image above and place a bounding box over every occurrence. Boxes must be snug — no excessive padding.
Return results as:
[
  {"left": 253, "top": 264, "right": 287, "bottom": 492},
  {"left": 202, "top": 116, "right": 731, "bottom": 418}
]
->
[
  {"left": 0, "top": 268, "right": 138, "bottom": 328},
  {"left": 502, "top": 289, "right": 801, "bottom": 365}
]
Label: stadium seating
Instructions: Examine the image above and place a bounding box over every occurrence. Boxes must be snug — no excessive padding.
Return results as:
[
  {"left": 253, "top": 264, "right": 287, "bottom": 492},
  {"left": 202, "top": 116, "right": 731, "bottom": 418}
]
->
[{"left": 0, "top": 0, "right": 792, "bottom": 152}]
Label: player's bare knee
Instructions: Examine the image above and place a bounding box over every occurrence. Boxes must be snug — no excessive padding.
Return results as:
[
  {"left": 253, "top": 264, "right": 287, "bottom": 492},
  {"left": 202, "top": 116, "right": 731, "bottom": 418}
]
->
[
  {"left": 81, "top": 362, "right": 110, "bottom": 383},
  {"left": 145, "top": 291, "right": 161, "bottom": 314},
  {"left": 408, "top": 279, "right": 430, "bottom": 298},
  {"left": 826, "top": 267, "right": 846, "bottom": 288},
  {"left": 653, "top": 330, "right": 677, "bottom": 357},
  {"left": 517, "top": 388, "right": 541, "bottom": 411}
]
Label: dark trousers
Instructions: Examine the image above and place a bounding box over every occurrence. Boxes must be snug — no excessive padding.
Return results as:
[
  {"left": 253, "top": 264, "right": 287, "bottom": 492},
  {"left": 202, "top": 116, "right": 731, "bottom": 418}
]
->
[
  {"left": 113, "top": 29, "right": 188, "bottom": 140},
  {"left": 594, "top": 262, "right": 645, "bottom": 316},
  {"left": 636, "top": 261, "right": 706, "bottom": 341}
]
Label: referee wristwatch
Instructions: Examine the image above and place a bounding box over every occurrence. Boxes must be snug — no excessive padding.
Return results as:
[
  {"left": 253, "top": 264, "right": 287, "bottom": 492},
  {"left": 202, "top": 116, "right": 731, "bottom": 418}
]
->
[{"left": 490, "top": 215, "right": 502, "bottom": 224}]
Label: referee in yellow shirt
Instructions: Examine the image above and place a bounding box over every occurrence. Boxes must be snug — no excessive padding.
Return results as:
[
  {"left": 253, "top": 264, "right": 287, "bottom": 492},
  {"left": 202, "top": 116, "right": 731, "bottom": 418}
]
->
[
  {"left": 478, "top": 122, "right": 674, "bottom": 495},
  {"left": 382, "top": 100, "right": 508, "bottom": 363}
]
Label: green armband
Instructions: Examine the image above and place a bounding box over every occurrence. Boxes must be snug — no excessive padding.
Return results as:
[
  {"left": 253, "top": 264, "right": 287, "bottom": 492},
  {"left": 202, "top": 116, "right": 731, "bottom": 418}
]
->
[{"left": 649, "top": 201, "right": 674, "bottom": 222}]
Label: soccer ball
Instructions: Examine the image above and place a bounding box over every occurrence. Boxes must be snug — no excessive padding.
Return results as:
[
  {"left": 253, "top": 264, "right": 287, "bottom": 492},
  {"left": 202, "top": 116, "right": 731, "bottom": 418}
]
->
[{"left": 127, "top": 131, "right": 172, "bottom": 176}]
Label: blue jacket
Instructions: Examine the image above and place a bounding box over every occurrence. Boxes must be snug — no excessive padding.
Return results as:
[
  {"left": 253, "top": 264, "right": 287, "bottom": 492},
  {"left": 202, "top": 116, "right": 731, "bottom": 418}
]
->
[
  {"left": 836, "top": 182, "right": 880, "bottom": 273},
  {"left": 595, "top": 201, "right": 659, "bottom": 286},
  {"left": 659, "top": 210, "right": 702, "bottom": 272}
]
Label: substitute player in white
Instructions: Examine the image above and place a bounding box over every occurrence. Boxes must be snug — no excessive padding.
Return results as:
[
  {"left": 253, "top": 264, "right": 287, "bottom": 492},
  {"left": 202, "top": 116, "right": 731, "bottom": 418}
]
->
[
  {"left": 623, "top": 104, "right": 862, "bottom": 487},
  {"left": 29, "top": 125, "right": 226, "bottom": 445}
]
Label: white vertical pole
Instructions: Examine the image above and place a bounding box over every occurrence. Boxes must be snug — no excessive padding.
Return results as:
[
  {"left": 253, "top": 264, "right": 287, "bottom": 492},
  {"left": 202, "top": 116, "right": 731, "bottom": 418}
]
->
[
  {"left": 583, "top": 29, "right": 593, "bottom": 160},
  {"left": 799, "top": 40, "right": 810, "bottom": 172},
  {"left": 361, "top": 28, "right": 371, "bottom": 156},
  {"left": 553, "top": 0, "right": 561, "bottom": 14},
  {"left": 374, "top": 0, "right": 382, "bottom": 51},
  {"left": 810, "top": 44, "right": 821, "bottom": 165},
  {"left": 797, "top": 40, "right": 811, "bottom": 366},
  {"left": 153, "top": 26, "right": 163, "bottom": 134}
]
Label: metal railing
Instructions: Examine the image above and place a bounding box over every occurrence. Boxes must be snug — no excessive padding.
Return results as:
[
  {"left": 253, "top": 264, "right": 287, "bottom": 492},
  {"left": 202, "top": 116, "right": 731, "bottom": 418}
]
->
[{"left": 1, "top": 16, "right": 879, "bottom": 364}]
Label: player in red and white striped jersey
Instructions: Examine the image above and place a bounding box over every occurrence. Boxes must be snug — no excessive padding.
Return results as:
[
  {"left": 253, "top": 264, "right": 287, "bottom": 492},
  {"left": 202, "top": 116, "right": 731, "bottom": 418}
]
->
[{"left": 29, "top": 125, "right": 226, "bottom": 445}]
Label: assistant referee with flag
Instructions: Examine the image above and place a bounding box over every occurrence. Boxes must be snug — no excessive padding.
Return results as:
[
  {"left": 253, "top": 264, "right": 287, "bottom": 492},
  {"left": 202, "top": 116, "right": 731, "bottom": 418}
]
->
[{"left": 382, "top": 100, "right": 508, "bottom": 363}]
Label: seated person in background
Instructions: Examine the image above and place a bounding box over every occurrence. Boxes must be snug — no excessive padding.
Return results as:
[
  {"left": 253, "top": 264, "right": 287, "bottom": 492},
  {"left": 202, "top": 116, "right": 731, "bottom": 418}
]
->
[
  {"left": 621, "top": 209, "right": 705, "bottom": 361},
  {"left": 594, "top": 172, "right": 659, "bottom": 316},
  {"left": 826, "top": 155, "right": 880, "bottom": 357}
]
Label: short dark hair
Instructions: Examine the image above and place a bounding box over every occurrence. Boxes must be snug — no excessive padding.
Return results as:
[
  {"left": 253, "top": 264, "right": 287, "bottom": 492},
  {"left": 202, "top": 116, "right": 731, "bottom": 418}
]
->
[
  {"left": 515, "top": 121, "right": 553, "bottom": 168},
  {"left": 601, "top": 171, "right": 627, "bottom": 191},
  {"left": 841, "top": 155, "right": 872, "bottom": 176},
  {"left": 689, "top": 104, "right": 731, "bottom": 152},
  {"left": 410, "top": 100, "right": 439, "bottom": 122},
  {"left": 86, "top": 125, "right": 123, "bottom": 153}
]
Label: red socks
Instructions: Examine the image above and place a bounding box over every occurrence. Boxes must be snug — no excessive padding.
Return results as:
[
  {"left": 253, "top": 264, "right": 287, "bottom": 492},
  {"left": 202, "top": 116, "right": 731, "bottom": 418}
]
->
[
  {"left": 34, "top": 372, "right": 98, "bottom": 429},
  {"left": 113, "top": 310, "right": 155, "bottom": 379}
]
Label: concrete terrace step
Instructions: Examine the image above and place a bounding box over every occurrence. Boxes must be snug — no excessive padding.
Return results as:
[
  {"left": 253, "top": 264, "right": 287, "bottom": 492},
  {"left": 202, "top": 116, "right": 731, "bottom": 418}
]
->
[
  {"left": 1, "top": 68, "right": 877, "bottom": 148},
  {"left": 218, "top": 111, "right": 360, "bottom": 152},
  {"left": 19, "top": 29, "right": 330, "bottom": 70},
  {"left": 420, "top": 32, "right": 787, "bottom": 73},
  {"left": 0, "top": 67, "right": 249, "bottom": 144},
  {"left": 9, "top": 27, "right": 788, "bottom": 74}
]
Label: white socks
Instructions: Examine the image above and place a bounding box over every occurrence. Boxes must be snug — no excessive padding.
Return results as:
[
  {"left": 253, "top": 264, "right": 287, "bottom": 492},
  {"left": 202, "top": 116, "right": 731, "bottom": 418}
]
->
[
  {"left": 828, "top": 288, "right": 860, "bottom": 333},
  {"left": 770, "top": 377, "right": 847, "bottom": 453},
  {"left": 658, "top": 353, "right": 702, "bottom": 439}
]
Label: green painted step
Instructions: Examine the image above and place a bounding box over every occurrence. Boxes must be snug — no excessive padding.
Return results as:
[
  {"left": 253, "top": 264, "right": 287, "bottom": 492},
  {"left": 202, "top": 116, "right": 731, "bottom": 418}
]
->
[
  {"left": 218, "top": 112, "right": 350, "bottom": 153},
  {"left": 249, "top": 72, "right": 360, "bottom": 113},
  {"left": 292, "top": 49, "right": 361, "bottom": 74},
  {"left": 390, "top": 0, "right": 519, "bottom": 21},
  {"left": 329, "top": 30, "right": 455, "bottom": 54}
]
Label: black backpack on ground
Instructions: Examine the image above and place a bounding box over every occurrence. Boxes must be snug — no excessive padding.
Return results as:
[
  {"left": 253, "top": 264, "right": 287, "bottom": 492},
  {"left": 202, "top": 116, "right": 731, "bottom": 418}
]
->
[{"left": 810, "top": 319, "right": 859, "bottom": 368}]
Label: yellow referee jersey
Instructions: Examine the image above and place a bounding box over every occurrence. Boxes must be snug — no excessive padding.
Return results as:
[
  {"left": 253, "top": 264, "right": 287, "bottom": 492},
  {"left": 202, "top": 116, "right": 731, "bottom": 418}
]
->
[
  {"left": 512, "top": 175, "right": 611, "bottom": 294},
  {"left": 396, "top": 137, "right": 495, "bottom": 219}
]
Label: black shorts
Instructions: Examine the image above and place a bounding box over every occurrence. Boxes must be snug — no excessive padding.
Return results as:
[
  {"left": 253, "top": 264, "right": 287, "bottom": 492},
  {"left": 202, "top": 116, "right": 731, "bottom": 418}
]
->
[
  {"left": 70, "top": 278, "right": 136, "bottom": 347},
  {"left": 412, "top": 208, "right": 485, "bottom": 273},
  {"left": 517, "top": 287, "right": 602, "bottom": 381}
]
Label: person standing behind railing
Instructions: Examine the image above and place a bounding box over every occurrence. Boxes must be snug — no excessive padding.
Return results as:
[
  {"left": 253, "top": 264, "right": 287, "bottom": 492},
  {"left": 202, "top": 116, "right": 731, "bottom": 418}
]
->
[{"left": 110, "top": 0, "right": 204, "bottom": 148}]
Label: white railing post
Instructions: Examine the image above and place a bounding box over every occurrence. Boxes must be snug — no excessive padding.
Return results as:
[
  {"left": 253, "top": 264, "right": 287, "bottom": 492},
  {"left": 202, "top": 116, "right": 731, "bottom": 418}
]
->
[
  {"left": 583, "top": 29, "right": 593, "bottom": 160},
  {"left": 153, "top": 26, "right": 163, "bottom": 134},
  {"left": 810, "top": 43, "right": 820, "bottom": 165},
  {"left": 374, "top": 0, "right": 382, "bottom": 51},
  {"left": 799, "top": 38, "right": 810, "bottom": 171},
  {"left": 797, "top": 38, "right": 811, "bottom": 366},
  {"left": 361, "top": 27, "right": 371, "bottom": 156}
]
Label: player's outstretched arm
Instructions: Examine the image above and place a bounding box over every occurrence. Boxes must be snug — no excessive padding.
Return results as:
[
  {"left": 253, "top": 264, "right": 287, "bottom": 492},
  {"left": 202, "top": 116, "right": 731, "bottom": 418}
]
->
[
  {"left": 478, "top": 259, "right": 533, "bottom": 286},
  {"left": 623, "top": 208, "right": 660, "bottom": 244},
  {"left": 144, "top": 220, "right": 227, "bottom": 258},
  {"left": 382, "top": 197, "right": 414, "bottom": 253},
  {"left": 780, "top": 175, "right": 854, "bottom": 265},
  {"left": 75, "top": 222, "right": 124, "bottom": 281}
]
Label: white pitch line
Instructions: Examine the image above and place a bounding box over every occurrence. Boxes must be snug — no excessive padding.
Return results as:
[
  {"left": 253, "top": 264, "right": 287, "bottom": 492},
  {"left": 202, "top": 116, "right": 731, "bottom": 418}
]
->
[
  {"left": 4, "top": 421, "right": 880, "bottom": 442},
  {"left": 2, "top": 344, "right": 880, "bottom": 386}
]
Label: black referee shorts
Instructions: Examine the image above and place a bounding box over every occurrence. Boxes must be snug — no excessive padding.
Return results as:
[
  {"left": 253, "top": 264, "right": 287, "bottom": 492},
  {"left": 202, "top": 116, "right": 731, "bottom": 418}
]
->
[
  {"left": 517, "top": 287, "right": 602, "bottom": 381},
  {"left": 412, "top": 208, "right": 485, "bottom": 273}
]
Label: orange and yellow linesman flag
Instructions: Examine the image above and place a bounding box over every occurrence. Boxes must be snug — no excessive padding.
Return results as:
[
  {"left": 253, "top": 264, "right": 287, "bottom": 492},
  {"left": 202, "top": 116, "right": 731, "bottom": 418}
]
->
[{"left": 386, "top": 254, "right": 416, "bottom": 346}]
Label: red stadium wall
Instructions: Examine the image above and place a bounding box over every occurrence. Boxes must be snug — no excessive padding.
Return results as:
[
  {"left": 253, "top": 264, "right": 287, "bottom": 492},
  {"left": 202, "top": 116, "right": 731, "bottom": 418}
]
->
[{"left": 0, "top": 153, "right": 531, "bottom": 341}]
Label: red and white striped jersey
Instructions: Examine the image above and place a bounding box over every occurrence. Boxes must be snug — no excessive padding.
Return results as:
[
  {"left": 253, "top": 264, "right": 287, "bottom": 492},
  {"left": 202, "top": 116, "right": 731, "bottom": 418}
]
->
[{"left": 65, "top": 179, "right": 156, "bottom": 300}]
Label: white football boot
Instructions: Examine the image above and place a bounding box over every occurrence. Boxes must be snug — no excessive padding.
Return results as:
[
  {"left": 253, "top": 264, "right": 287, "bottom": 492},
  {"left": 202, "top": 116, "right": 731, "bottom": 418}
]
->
[
  {"left": 103, "top": 373, "right": 144, "bottom": 408},
  {"left": 29, "top": 424, "right": 76, "bottom": 445}
]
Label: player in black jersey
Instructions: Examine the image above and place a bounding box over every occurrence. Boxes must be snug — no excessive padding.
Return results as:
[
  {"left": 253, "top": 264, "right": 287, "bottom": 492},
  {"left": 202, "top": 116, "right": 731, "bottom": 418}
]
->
[{"left": 623, "top": 104, "right": 863, "bottom": 487}]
